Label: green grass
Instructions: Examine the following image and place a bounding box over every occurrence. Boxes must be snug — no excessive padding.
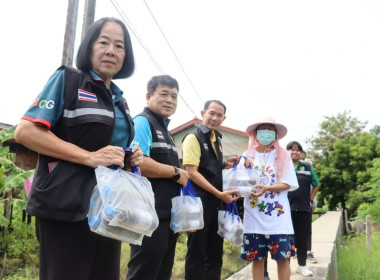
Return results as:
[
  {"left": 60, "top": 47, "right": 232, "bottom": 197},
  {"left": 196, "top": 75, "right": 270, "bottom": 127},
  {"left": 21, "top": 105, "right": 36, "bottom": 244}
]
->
[
  {"left": 2, "top": 229, "right": 246, "bottom": 280},
  {"left": 15, "top": 213, "right": 380, "bottom": 280},
  {"left": 338, "top": 231, "right": 380, "bottom": 280},
  {"left": 312, "top": 213, "right": 319, "bottom": 222},
  {"left": 12, "top": 211, "right": 380, "bottom": 280},
  {"left": 120, "top": 232, "right": 248, "bottom": 280},
  {"left": 2, "top": 211, "right": 322, "bottom": 279}
]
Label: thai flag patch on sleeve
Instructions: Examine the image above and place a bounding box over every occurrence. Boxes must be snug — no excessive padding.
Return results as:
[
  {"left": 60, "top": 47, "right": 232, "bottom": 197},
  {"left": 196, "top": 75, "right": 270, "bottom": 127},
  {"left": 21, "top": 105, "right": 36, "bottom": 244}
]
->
[
  {"left": 156, "top": 130, "right": 164, "bottom": 139},
  {"left": 78, "top": 89, "right": 98, "bottom": 102}
]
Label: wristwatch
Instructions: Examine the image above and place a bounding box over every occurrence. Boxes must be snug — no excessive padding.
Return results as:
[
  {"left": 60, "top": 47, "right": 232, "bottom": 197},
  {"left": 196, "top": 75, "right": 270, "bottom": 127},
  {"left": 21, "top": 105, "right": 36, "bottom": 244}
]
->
[{"left": 172, "top": 166, "right": 181, "bottom": 181}]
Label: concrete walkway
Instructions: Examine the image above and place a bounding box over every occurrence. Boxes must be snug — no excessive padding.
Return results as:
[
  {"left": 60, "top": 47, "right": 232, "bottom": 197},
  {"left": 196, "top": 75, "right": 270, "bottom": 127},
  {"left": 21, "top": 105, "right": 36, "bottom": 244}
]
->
[{"left": 226, "top": 211, "right": 343, "bottom": 280}]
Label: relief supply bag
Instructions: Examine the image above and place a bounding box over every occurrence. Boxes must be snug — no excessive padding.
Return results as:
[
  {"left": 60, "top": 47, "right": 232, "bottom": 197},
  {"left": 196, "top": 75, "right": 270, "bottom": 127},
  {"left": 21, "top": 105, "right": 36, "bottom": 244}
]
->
[
  {"left": 88, "top": 158, "right": 159, "bottom": 244},
  {"left": 170, "top": 181, "right": 204, "bottom": 233},
  {"left": 88, "top": 185, "right": 144, "bottom": 245},
  {"left": 217, "top": 201, "right": 244, "bottom": 246},
  {"left": 222, "top": 158, "right": 259, "bottom": 197}
]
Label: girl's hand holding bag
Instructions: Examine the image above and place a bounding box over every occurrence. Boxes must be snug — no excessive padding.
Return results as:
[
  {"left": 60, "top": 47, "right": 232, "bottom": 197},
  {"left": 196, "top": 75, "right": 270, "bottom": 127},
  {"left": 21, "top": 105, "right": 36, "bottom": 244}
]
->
[
  {"left": 170, "top": 181, "right": 204, "bottom": 233},
  {"left": 217, "top": 201, "right": 244, "bottom": 246}
]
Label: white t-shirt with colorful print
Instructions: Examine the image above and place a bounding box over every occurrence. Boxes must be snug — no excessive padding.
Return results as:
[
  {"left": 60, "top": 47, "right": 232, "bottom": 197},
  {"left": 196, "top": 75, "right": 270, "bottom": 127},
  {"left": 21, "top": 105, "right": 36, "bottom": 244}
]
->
[{"left": 241, "top": 149, "right": 298, "bottom": 235}]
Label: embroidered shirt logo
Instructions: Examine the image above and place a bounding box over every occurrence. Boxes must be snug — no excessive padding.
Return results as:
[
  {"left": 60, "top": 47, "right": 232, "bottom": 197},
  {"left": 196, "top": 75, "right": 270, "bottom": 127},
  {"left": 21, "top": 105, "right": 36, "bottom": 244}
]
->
[
  {"left": 78, "top": 89, "right": 98, "bottom": 102},
  {"left": 156, "top": 130, "right": 164, "bottom": 139},
  {"left": 31, "top": 98, "right": 54, "bottom": 109},
  {"left": 203, "top": 143, "right": 209, "bottom": 150}
]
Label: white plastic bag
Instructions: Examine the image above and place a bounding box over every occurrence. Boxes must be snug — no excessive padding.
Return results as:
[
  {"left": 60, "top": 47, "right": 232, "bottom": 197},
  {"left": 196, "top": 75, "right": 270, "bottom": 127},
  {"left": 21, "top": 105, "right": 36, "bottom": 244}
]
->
[
  {"left": 88, "top": 165, "right": 159, "bottom": 244},
  {"left": 170, "top": 181, "right": 204, "bottom": 233},
  {"left": 88, "top": 185, "right": 144, "bottom": 245},
  {"left": 222, "top": 160, "right": 259, "bottom": 196},
  {"left": 217, "top": 202, "right": 244, "bottom": 246}
]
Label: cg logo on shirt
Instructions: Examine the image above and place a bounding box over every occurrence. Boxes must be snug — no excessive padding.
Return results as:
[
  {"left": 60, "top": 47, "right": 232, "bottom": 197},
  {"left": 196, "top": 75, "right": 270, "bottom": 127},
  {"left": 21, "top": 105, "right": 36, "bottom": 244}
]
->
[{"left": 32, "top": 98, "right": 54, "bottom": 109}]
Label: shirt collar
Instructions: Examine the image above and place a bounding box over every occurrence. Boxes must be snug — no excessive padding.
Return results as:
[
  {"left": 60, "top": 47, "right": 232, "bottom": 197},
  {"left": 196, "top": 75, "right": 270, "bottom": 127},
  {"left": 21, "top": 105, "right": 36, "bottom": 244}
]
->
[
  {"left": 164, "top": 118, "right": 170, "bottom": 127},
  {"left": 294, "top": 161, "right": 300, "bottom": 170},
  {"left": 211, "top": 130, "right": 216, "bottom": 142},
  {"left": 89, "top": 70, "right": 123, "bottom": 97},
  {"left": 198, "top": 123, "right": 222, "bottom": 139},
  {"left": 144, "top": 107, "right": 171, "bottom": 128}
]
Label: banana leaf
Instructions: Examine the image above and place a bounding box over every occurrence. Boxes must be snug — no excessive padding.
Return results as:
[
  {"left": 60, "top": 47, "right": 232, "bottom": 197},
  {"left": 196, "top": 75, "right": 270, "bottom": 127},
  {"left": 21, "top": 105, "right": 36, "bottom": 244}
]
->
[
  {"left": 0, "top": 125, "right": 16, "bottom": 143},
  {"left": 3, "top": 170, "right": 35, "bottom": 192}
]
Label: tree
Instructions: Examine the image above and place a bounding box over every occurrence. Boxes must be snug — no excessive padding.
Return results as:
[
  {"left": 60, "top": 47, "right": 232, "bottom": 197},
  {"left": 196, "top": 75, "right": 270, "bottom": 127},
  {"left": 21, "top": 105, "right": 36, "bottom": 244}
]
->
[
  {"left": 306, "top": 110, "right": 367, "bottom": 163},
  {"left": 355, "top": 158, "right": 380, "bottom": 222},
  {"left": 369, "top": 125, "right": 380, "bottom": 136},
  {"left": 306, "top": 111, "right": 376, "bottom": 213},
  {"left": 314, "top": 131, "right": 380, "bottom": 214}
]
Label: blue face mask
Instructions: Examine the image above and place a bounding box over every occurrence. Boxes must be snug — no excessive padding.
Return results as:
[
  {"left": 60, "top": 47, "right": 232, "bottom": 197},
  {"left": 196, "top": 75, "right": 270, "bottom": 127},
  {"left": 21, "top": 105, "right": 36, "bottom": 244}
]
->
[{"left": 256, "top": 130, "right": 276, "bottom": 145}]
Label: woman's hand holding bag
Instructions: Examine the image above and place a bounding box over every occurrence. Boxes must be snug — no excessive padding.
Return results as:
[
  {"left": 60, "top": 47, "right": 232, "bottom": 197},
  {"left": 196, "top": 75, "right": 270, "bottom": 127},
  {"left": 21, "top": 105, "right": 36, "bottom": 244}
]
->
[
  {"left": 88, "top": 148, "right": 159, "bottom": 244},
  {"left": 88, "top": 182, "right": 145, "bottom": 245}
]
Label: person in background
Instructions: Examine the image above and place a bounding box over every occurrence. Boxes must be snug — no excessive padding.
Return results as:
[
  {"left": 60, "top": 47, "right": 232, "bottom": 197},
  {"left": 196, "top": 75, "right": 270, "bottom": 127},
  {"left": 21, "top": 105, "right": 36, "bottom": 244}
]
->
[
  {"left": 182, "top": 100, "right": 239, "bottom": 280},
  {"left": 126, "top": 75, "right": 189, "bottom": 280},
  {"left": 299, "top": 150, "right": 318, "bottom": 263},
  {"left": 300, "top": 150, "right": 306, "bottom": 161},
  {"left": 286, "top": 141, "right": 321, "bottom": 276},
  {"left": 14, "top": 17, "right": 143, "bottom": 280},
  {"left": 241, "top": 117, "right": 298, "bottom": 280}
]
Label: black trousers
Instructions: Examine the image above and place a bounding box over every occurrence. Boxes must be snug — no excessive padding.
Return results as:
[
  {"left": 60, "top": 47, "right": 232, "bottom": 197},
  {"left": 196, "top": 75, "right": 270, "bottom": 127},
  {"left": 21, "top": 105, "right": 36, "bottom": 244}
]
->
[
  {"left": 36, "top": 218, "right": 121, "bottom": 280},
  {"left": 307, "top": 211, "right": 312, "bottom": 251},
  {"left": 126, "top": 218, "right": 178, "bottom": 280},
  {"left": 291, "top": 211, "right": 311, "bottom": 266},
  {"left": 185, "top": 208, "right": 223, "bottom": 280}
]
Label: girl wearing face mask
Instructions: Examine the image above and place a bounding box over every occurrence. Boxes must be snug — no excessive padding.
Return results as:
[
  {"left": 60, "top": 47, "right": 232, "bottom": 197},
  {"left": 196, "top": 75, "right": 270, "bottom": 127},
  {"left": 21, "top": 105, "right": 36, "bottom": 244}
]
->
[{"left": 239, "top": 117, "right": 299, "bottom": 280}]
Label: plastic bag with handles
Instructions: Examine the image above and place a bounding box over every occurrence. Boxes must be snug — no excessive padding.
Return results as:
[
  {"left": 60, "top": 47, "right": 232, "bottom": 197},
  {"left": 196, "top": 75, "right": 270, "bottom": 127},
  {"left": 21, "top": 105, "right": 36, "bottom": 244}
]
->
[
  {"left": 217, "top": 201, "right": 244, "bottom": 246},
  {"left": 170, "top": 181, "right": 204, "bottom": 233}
]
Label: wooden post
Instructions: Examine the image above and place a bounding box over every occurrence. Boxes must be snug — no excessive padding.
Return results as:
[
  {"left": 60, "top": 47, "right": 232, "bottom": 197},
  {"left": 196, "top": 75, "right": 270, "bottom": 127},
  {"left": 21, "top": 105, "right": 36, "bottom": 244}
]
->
[
  {"left": 344, "top": 209, "right": 350, "bottom": 234},
  {"left": 1, "top": 192, "right": 12, "bottom": 237},
  {"left": 81, "top": 0, "right": 96, "bottom": 41},
  {"left": 366, "top": 215, "right": 371, "bottom": 254},
  {"left": 62, "top": 0, "right": 79, "bottom": 66}
]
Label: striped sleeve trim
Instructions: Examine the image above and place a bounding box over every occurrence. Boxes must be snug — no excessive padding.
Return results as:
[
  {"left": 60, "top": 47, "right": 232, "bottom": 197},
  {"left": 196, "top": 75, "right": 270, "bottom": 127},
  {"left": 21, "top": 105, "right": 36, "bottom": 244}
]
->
[{"left": 22, "top": 116, "right": 52, "bottom": 129}]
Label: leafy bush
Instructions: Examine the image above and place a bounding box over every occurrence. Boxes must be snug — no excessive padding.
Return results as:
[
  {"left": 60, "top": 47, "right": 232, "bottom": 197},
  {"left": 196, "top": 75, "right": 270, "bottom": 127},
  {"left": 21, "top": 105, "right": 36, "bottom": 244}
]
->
[
  {"left": 1, "top": 126, "right": 36, "bottom": 279},
  {"left": 0, "top": 205, "right": 39, "bottom": 279},
  {"left": 366, "top": 201, "right": 380, "bottom": 223}
]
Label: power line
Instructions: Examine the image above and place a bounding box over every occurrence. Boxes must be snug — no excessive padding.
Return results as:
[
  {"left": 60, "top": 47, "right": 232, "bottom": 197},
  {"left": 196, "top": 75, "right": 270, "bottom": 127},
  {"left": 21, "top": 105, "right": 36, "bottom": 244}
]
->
[
  {"left": 110, "top": 0, "right": 164, "bottom": 72},
  {"left": 110, "top": 1, "right": 243, "bottom": 152},
  {"left": 110, "top": 0, "right": 197, "bottom": 116},
  {"left": 139, "top": 2, "right": 246, "bottom": 152},
  {"left": 143, "top": 0, "right": 204, "bottom": 104}
]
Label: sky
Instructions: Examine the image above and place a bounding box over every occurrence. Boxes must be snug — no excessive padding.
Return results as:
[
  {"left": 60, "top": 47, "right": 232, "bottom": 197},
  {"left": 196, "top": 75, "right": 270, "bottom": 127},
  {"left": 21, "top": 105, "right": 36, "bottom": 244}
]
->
[{"left": 1, "top": 0, "right": 379, "bottom": 151}]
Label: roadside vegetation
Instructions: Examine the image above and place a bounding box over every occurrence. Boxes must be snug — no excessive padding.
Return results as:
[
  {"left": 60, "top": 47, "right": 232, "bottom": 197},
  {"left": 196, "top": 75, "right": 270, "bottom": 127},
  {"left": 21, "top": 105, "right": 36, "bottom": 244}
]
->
[{"left": 338, "top": 231, "right": 380, "bottom": 280}]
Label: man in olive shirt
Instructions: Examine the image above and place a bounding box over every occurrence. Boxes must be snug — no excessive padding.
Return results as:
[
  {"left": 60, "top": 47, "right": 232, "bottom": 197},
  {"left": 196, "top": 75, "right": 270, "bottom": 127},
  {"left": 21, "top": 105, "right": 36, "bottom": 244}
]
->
[{"left": 182, "top": 100, "right": 239, "bottom": 280}]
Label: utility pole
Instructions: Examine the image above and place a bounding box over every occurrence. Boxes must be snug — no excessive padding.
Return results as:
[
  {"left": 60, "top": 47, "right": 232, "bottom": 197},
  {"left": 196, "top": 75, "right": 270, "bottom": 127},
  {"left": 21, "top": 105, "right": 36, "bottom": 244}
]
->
[
  {"left": 61, "top": 0, "right": 79, "bottom": 66},
  {"left": 82, "top": 0, "right": 97, "bottom": 41}
]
